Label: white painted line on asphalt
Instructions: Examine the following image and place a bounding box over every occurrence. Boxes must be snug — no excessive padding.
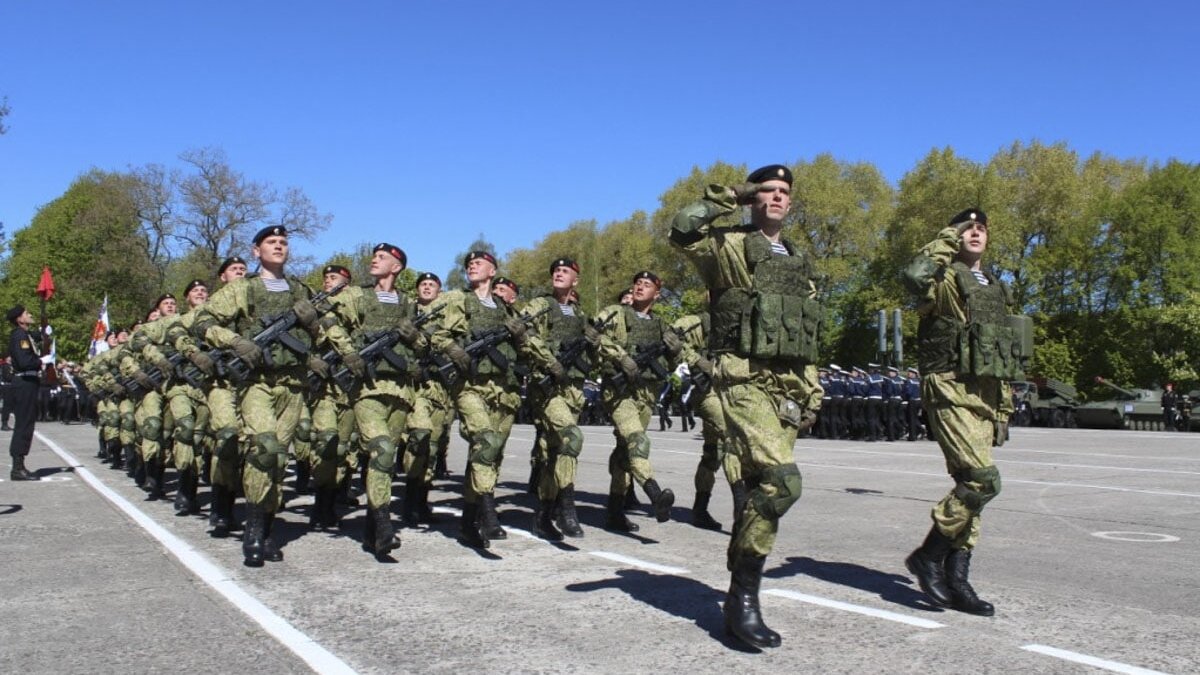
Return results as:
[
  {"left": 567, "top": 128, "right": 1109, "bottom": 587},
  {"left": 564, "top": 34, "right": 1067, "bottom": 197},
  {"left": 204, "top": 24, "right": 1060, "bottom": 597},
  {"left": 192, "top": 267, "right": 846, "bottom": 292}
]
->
[
  {"left": 797, "top": 461, "right": 1200, "bottom": 499},
  {"left": 36, "top": 431, "right": 359, "bottom": 675},
  {"left": 590, "top": 551, "right": 689, "bottom": 575},
  {"left": 1021, "top": 644, "right": 1170, "bottom": 675},
  {"left": 801, "top": 446, "right": 1200, "bottom": 475},
  {"left": 763, "top": 589, "right": 945, "bottom": 629},
  {"left": 1092, "top": 531, "right": 1180, "bottom": 543}
]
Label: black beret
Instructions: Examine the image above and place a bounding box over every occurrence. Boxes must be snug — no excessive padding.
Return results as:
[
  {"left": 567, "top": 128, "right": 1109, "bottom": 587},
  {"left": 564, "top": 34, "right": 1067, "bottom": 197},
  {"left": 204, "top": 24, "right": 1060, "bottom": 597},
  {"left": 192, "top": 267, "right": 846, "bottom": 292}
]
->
[
  {"left": 6, "top": 305, "right": 25, "bottom": 323},
  {"left": 464, "top": 251, "right": 497, "bottom": 269},
  {"left": 184, "top": 279, "right": 208, "bottom": 294},
  {"left": 493, "top": 277, "right": 519, "bottom": 294},
  {"left": 323, "top": 264, "right": 352, "bottom": 281},
  {"left": 416, "top": 272, "right": 441, "bottom": 286},
  {"left": 155, "top": 293, "right": 176, "bottom": 308},
  {"left": 949, "top": 208, "right": 988, "bottom": 227},
  {"left": 617, "top": 288, "right": 634, "bottom": 302},
  {"left": 252, "top": 225, "right": 287, "bottom": 246},
  {"left": 631, "top": 271, "right": 661, "bottom": 287},
  {"left": 549, "top": 257, "right": 580, "bottom": 275},
  {"left": 373, "top": 242, "right": 407, "bottom": 268},
  {"left": 747, "top": 164, "right": 793, "bottom": 186},
  {"left": 218, "top": 256, "right": 247, "bottom": 274}
]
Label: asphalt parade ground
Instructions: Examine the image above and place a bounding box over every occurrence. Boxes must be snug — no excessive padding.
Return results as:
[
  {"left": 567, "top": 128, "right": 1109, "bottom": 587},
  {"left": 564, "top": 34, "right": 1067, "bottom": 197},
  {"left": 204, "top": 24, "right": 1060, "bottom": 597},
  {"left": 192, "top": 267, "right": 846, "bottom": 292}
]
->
[{"left": 2, "top": 422, "right": 1197, "bottom": 674}]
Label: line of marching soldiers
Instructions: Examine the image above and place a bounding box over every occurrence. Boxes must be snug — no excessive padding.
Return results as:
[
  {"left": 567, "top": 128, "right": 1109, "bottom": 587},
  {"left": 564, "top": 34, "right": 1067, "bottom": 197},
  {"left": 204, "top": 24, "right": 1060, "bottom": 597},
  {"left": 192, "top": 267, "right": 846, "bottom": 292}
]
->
[
  {"left": 75, "top": 226, "right": 746, "bottom": 568},
  {"left": 813, "top": 364, "right": 929, "bottom": 442}
]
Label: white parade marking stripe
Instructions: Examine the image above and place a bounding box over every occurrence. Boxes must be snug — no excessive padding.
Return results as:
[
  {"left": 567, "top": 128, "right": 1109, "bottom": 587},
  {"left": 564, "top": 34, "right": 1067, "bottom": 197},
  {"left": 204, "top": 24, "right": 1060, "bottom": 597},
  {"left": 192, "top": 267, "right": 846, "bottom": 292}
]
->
[
  {"left": 36, "top": 432, "right": 358, "bottom": 675},
  {"left": 589, "top": 551, "right": 689, "bottom": 575},
  {"left": 1021, "top": 644, "right": 1171, "bottom": 675},
  {"left": 763, "top": 589, "right": 945, "bottom": 629}
]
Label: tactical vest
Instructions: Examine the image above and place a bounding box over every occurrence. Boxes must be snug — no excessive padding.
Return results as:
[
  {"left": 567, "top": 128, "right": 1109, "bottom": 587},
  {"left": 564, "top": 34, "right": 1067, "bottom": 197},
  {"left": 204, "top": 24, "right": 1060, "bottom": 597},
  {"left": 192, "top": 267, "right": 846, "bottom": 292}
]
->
[
  {"left": 916, "top": 262, "right": 1030, "bottom": 379},
  {"left": 710, "top": 232, "right": 822, "bottom": 364},
  {"left": 464, "top": 292, "right": 517, "bottom": 382},
  {"left": 546, "top": 302, "right": 591, "bottom": 380},
  {"left": 237, "top": 276, "right": 311, "bottom": 369},
  {"left": 623, "top": 306, "right": 670, "bottom": 383},
  {"left": 359, "top": 286, "right": 419, "bottom": 379}
]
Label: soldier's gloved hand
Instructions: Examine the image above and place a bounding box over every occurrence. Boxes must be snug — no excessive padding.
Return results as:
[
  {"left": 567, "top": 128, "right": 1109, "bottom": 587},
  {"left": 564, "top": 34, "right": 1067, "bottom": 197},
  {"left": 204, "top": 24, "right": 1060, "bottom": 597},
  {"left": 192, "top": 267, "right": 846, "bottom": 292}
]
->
[
  {"left": 797, "top": 410, "right": 819, "bottom": 433},
  {"left": 444, "top": 343, "right": 471, "bottom": 372},
  {"left": 187, "top": 350, "right": 215, "bottom": 376},
  {"left": 618, "top": 355, "right": 640, "bottom": 383},
  {"left": 293, "top": 298, "right": 319, "bottom": 329},
  {"left": 341, "top": 352, "right": 366, "bottom": 378},
  {"left": 732, "top": 182, "right": 762, "bottom": 205},
  {"left": 152, "top": 357, "right": 173, "bottom": 379},
  {"left": 395, "top": 317, "right": 421, "bottom": 346},
  {"left": 133, "top": 371, "right": 157, "bottom": 391},
  {"left": 993, "top": 420, "right": 1008, "bottom": 447},
  {"left": 308, "top": 353, "right": 331, "bottom": 379},
  {"left": 692, "top": 355, "right": 715, "bottom": 380},
  {"left": 547, "top": 360, "right": 567, "bottom": 384},
  {"left": 662, "top": 330, "right": 683, "bottom": 358},
  {"left": 583, "top": 322, "right": 601, "bottom": 348},
  {"left": 230, "top": 336, "right": 264, "bottom": 368},
  {"left": 504, "top": 317, "right": 528, "bottom": 347},
  {"left": 109, "top": 382, "right": 127, "bottom": 397}
]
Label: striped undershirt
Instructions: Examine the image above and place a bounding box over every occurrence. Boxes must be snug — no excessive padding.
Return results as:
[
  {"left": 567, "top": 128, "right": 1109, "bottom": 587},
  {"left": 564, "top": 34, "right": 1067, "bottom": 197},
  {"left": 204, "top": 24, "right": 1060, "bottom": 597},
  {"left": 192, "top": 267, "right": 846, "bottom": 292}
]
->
[
  {"left": 478, "top": 295, "right": 497, "bottom": 309},
  {"left": 770, "top": 241, "right": 789, "bottom": 256},
  {"left": 375, "top": 290, "right": 400, "bottom": 304},
  {"left": 559, "top": 303, "right": 575, "bottom": 317},
  {"left": 262, "top": 278, "right": 289, "bottom": 292},
  {"left": 971, "top": 270, "right": 990, "bottom": 286}
]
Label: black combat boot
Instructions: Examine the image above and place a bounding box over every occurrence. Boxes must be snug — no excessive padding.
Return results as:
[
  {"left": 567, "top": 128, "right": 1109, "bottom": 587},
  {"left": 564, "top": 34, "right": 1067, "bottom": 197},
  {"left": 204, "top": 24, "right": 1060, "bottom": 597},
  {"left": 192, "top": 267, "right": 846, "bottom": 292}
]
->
[
  {"left": 106, "top": 439, "right": 122, "bottom": 465},
  {"left": 604, "top": 492, "right": 639, "bottom": 532},
  {"left": 401, "top": 483, "right": 420, "bottom": 527},
  {"left": 724, "top": 555, "right": 782, "bottom": 649},
  {"left": 434, "top": 452, "right": 449, "bottom": 479},
  {"left": 691, "top": 491, "right": 722, "bottom": 530},
  {"left": 526, "top": 460, "right": 541, "bottom": 495},
  {"left": 121, "top": 444, "right": 136, "bottom": 473},
  {"left": 459, "top": 502, "right": 489, "bottom": 549},
  {"left": 533, "top": 499, "right": 563, "bottom": 541},
  {"left": 366, "top": 506, "right": 400, "bottom": 558},
  {"left": 416, "top": 483, "right": 437, "bottom": 523},
  {"left": 262, "top": 511, "right": 283, "bottom": 563},
  {"left": 144, "top": 457, "right": 166, "bottom": 500},
  {"left": 336, "top": 474, "right": 358, "bottom": 507},
  {"left": 905, "top": 525, "right": 955, "bottom": 606},
  {"left": 623, "top": 481, "right": 640, "bottom": 509},
  {"left": 294, "top": 461, "right": 311, "bottom": 495},
  {"left": 555, "top": 484, "right": 583, "bottom": 538},
  {"left": 242, "top": 505, "right": 265, "bottom": 567},
  {"left": 479, "top": 493, "right": 507, "bottom": 540},
  {"left": 309, "top": 488, "right": 328, "bottom": 530},
  {"left": 945, "top": 549, "right": 995, "bottom": 616},
  {"left": 9, "top": 455, "right": 38, "bottom": 481},
  {"left": 200, "top": 451, "right": 212, "bottom": 485},
  {"left": 210, "top": 484, "right": 233, "bottom": 537},
  {"left": 174, "top": 467, "right": 196, "bottom": 515},
  {"left": 96, "top": 436, "right": 108, "bottom": 459},
  {"left": 642, "top": 478, "right": 675, "bottom": 523}
]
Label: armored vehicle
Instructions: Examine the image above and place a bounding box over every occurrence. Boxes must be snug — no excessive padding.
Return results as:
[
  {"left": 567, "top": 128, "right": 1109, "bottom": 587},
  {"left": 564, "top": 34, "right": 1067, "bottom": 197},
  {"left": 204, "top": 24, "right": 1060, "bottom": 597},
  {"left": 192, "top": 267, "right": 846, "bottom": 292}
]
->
[
  {"left": 1011, "top": 378, "right": 1078, "bottom": 427},
  {"left": 1073, "top": 377, "right": 1164, "bottom": 430}
]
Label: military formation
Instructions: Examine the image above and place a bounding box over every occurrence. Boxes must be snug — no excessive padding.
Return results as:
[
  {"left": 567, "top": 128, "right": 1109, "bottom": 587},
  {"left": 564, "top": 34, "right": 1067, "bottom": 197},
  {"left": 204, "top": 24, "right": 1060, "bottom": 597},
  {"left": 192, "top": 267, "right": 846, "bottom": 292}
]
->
[{"left": 65, "top": 166, "right": 1027, "bottom": 650}]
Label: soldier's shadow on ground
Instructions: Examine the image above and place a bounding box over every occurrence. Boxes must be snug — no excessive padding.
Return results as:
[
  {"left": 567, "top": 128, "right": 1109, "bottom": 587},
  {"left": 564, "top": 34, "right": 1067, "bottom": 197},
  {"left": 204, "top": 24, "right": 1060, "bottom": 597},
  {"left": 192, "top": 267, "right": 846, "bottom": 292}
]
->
[
  {"left": 34, "top": 466, "right": 74, "bottom": 478},
  {"left": 766, "top": 556, "right": 943, "bottom": 612},
  {"left": 566, "top": 569, "right": 761, "bottom": 652},
  {"left": 0, "top": 504, "right": 23, "bottom": 515}
]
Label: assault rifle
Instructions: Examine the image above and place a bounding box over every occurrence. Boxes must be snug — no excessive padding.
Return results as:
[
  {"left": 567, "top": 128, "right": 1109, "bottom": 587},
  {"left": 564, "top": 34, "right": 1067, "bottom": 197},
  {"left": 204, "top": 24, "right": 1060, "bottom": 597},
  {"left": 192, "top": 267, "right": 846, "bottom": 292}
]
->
[
  {"left": 535, "top": 311, "right": 616, "bottom": 389},
  {"left": 327, "top": 304, "right": 445, "bottom": 393},
  {"left": 605, "top": 321, "right": 701, "bottom": 391},
  {"left": 432, "top": 305, "right": 552, "bottom": 387},
  {"left": 221, "top": 283, "right": 347, "bottom": 383},
  {"left": 123, "top": 350, "right": 202, "bottom": 398},
  {"left": 178, "top": 345, "right": 230, "bottom": 387}
]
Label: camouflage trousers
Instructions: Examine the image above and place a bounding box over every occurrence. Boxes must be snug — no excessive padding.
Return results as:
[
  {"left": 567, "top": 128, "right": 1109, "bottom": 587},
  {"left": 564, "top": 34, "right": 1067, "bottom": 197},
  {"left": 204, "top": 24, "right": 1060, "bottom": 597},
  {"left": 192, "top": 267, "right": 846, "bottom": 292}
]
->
[
  {"left": 354, "top": 392, "right": 412, "bottom": 510},
  {"left": 309, "top": 388, "right": 355, "bottom": 490},
  {"left": 206, "top": 382, "right": 243, "bottom": 491},
  {"left": 118, "top": 397, "right": 137, "bottom": 447},
  {"left": 693, "top": 386, "right": 742, "bottom": 493},
  {"left": 922, "top": 373, "right": 1004, "bottom": 550},
  {"left": 455, "top": 377, "right": 520, "bottom": 503},
  {"left": 166, "top": 383, "right": 209, "bottom": 475},
  {"left": 405, "top": 379, "right": 453, "bottom": 488},
  {"left": 239, "top": 373, "right": 305, "bottom": 511},
  {"left": 532, "top": 383, "right": 585, "bottom": 502},
  {"left": 602, "top": 383, "right": 657, "bottom": 496},
  {"left": 97, "top": 399, "right": 120, "bottom": 443},
  {"left": 136, "top": 390, "right": 169, "bottom": 465}
]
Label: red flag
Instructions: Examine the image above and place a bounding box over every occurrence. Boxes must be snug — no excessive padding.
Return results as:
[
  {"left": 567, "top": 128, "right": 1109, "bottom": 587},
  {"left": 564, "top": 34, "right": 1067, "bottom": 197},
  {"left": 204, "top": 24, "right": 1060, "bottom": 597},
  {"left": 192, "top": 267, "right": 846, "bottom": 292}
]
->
[{"left": 36, "top": 266, "right": 55, "bottom": 300}]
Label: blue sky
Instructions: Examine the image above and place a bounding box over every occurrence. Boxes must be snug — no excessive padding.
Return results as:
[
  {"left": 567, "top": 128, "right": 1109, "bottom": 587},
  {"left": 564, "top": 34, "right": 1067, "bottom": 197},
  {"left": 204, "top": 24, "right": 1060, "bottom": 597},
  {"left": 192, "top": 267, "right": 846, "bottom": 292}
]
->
[{"left": 2, "top": 1, "right": 1197, "bottom": 283}]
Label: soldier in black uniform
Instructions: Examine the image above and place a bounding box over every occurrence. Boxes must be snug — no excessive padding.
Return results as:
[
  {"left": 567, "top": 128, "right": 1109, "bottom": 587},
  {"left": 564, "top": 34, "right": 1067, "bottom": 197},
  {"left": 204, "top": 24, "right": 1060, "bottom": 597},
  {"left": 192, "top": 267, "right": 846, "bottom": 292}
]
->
[
  {"left": 1161, "top": 383, "right": 1178, "bottom": 431},
  {"left": 816, "top": 367, "right": 832, "bottom": 439},
  {"left": 7, "top": 305, "right": 47, "bottom": 480},
  {"left": 865, "top": 363, "right": 885, "bottom": 442},
  {"left": 903, "top": 367, "right": 923, "bottom": 441},
  {"left": 884, "top": 366, "right": 905, "bottom": 441}
]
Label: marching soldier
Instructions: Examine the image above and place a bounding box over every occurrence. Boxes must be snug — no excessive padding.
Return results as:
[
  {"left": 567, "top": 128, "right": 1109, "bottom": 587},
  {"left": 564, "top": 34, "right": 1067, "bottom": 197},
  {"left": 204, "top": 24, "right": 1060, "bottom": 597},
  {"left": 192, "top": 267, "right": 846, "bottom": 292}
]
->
[
  {"left": 403, "top": 272, "right": 451, "bottom": 525},
  {"left": 204, "top": 256, "right": 249, "bottom": 537},
  {"left": 671, "top": 164, "right": 824, "bottom": 649},
  {"left": 902, "top": 208, "right": 1023, "bottom": 616},
  {"left": 122, "top": 295, "right": 179, "bottom": 497}
]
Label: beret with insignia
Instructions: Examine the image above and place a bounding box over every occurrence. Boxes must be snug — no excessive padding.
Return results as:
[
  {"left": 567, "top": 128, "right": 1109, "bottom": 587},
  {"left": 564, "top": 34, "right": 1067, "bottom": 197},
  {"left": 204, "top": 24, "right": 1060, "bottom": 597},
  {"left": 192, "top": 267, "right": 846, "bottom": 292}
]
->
[
  {"left": 747, "top": 164, "right": 793, "bottom": 186},
  {"left": 6, "top": 304, "right": 25, "bottom": 323},
  {"left": 631, "top": 271, "right": 661, "bottom": 288},
  {"left": 218, "top": 256, "right": 247, "bottom": 274},
  {"left": 416, "top": 272, "right": 441, "bottom": 286},
  {"left": 617, "top": 287, "right": 634, "bottom": 302},
  {"left": 949, "top": 208, "right": 988, "bottom": 227},
  {"left": 494, "top": 277, "right": 519, "bottom": 294},
  {"left": 373, "top": 242, "right": 407, "bottom": 268},
  {"left": 549, "top": 257, "right": 580, "bottom": 275},
  {"left": 155, "top": 293, "right": 176, "bottom": 308},
  {"left": 252, "top": 225, "right": 287, "bottom": 246},
  {"left": 323, "top": 265, "right": 352, "bottom": 281},
  {"left": 464, "top": 251, "right": 497, "bottom": 269},
  {"left": 184, "top": 279, "right": 208, "bottom": 294}
]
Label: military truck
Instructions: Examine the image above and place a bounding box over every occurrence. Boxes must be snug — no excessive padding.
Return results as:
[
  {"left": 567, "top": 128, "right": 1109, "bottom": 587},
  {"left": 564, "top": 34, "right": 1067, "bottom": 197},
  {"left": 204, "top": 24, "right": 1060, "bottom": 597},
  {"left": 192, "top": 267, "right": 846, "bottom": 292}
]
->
[
  {"left": 1073, "top": 377, "right": 1164, "bottom": 430},
  {"left": 1011, "top": 378, "right": 1078, "bottom": 428}
]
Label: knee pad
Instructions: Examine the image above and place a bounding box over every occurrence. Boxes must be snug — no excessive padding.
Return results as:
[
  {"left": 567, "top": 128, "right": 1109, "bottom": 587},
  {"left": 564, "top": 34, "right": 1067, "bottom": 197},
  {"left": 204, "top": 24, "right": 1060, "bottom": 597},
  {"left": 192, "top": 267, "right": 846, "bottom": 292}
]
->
[
  {"left": 247, "top": 433, "right": 288, "bottom": 480},
  {"left": 468, "top": 431, "right": 503, "bottom": 467},
  {"left": 559, "top": 426, "right": 584, "bottom": 458},
  {"left": 314, "top": 430, "right": 339, "bottom": 462},
  {"left": 627, "top": 432, "right": 650, "bottom": 461},
  {"left": 407, "top": 428, "right": 432, "bottom": 459},
  {"left": 750, "top": 463, "right": 803, "bottom": 520},
  {"left": 214, "top": 427, "right": 241, "bottom": 461},
  {"left": 173, "top": 415, "right": 196, "bottom": 443},
  {"left": 366, "top": 435, "right": 397, "bottom": 474},
  {"left": 294, "top": 416, "right": 313, "bottom": 443},
  {"left": 139, "top": 416, "right": 163, "bottom": 441},
  {"left": 953, "top": 465, "right": 1001, "bottom": 512},
  {"left": 121, "top": 414, "right": 137, "bottom": 433},
  {"left": 699, "top": 443, "right": 722, "bottom": 473}
]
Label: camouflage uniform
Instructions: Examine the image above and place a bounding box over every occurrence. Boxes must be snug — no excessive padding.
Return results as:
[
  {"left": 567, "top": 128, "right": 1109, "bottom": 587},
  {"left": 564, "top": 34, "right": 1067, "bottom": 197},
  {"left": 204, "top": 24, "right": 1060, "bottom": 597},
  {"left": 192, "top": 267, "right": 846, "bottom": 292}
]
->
[
  {"left": 79, "top": 347, "right": 123, "bottom": 464},
  {"left": 119, "top": 323, "right": 171, "bottom": 494},
  {"left": 402, "top": 301, "right": 455, "bottom": 526},
  {"left": 154, "top": 310, "right": 211, "bottom": 514}
]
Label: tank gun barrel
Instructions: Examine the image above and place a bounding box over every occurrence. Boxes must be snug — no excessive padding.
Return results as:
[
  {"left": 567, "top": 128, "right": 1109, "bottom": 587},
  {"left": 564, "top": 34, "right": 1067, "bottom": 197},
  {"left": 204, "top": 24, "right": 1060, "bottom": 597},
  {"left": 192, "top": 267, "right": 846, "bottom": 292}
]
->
[{"left": 1094, "top": 376, "right": 1136, "bottom": 399}]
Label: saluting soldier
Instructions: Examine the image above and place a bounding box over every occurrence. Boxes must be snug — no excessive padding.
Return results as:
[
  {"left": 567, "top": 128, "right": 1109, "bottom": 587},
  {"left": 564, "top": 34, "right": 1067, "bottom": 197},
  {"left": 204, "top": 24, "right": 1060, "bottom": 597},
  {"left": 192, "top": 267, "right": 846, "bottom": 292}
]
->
[
  {"left": 902, "top": 208, "right": 1023, "bottom": 616},
  {"left": 6, "top": 305, "right": 49, "bottom": 481},
  {"left": 671, "top": 164, "right": 824, "bottom": 649}
]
